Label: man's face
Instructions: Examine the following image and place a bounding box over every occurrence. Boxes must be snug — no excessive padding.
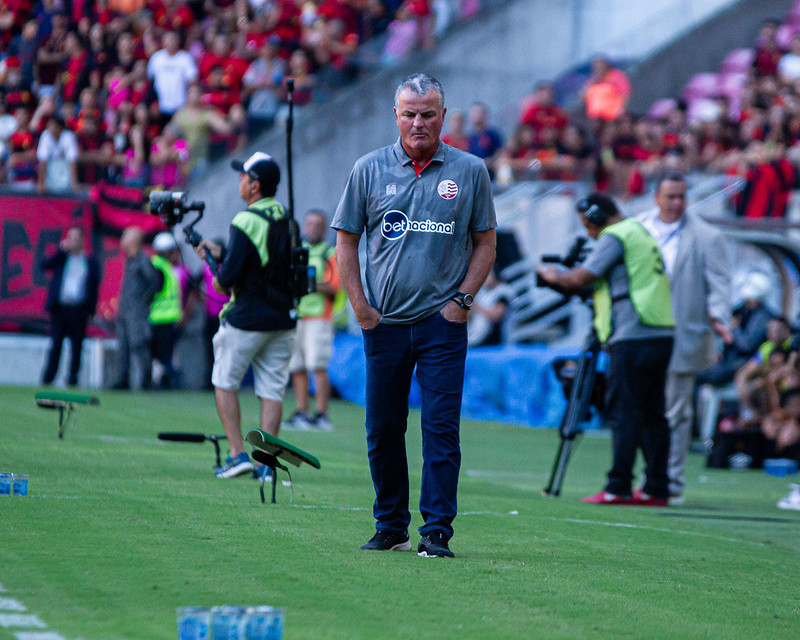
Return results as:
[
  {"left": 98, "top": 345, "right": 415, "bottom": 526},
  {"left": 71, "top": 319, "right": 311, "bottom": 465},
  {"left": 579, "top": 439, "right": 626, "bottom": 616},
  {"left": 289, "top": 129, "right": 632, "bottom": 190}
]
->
[
  {"left": 469, "top": 104, "right": 486, "bottom": 130},
  {"left": 394, "top": 88, "right": 445, "bottom": 158},
  {"left": 163, "top": 32, "right": 179, "bottom": 55},
  {"left": 64, "top": 227, "right": 83, "bottom": 253},
  {"left": 654, "top": 179, "right": 687, "bottom": 220},
  {"left": 579, "top": 212, "right": 600, "bottom": 239},
  {"left": 238, "top": 172, "right": 259, "bottom": 202},
  {"left": 768, "top": 319, "right": 791, "bottom": 344},
  {"left": 303, "top": 213, "right": 327, "bottom": 244}
]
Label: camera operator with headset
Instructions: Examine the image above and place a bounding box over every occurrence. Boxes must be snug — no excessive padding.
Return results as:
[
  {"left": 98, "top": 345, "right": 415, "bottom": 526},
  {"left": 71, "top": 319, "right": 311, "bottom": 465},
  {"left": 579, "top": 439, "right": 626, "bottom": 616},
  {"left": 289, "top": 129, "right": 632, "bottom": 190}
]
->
[
  {"left": 195, "top": 151, "right": 296, "bottom": 479},
  {"left": 537, "top": 193, "right": 675, "bottom": 506}
]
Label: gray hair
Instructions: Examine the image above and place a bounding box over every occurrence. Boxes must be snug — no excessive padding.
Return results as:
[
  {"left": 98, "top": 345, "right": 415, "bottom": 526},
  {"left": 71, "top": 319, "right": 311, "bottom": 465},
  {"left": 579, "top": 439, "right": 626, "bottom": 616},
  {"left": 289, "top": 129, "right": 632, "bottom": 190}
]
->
[{"left": 394, "top": 73, "right": 445, "bottom": 109}]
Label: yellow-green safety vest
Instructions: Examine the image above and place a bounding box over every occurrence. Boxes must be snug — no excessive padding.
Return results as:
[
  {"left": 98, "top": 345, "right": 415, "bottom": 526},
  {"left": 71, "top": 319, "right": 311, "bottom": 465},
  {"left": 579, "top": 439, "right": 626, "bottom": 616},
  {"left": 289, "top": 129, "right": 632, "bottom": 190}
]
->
[
  {"left": 219, "top": 197, "right": 288, "bottom": 320},
  {"left": 149, "top": 254, "right": 182, "bottom": 324},
  {"left": 297, "top": 241, "right": 335, "bottom": 318},
  {"left": 593, "top": 217, "right": 675, "bottom": 343}
]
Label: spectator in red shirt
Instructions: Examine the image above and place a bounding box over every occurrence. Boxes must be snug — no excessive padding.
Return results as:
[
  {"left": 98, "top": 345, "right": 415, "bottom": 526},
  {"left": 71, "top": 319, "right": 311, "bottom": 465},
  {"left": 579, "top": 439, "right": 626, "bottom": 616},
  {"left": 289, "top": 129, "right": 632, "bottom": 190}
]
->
[
  {"left": 753, "top": 18, "right": 783, "bottom": 78},
  {"left": 269, "top": 0, "right": 302, "bottom": 56},
  {"left": 76, "top": 115, "right": 112, "bottom": 185},
  {"left": 520, "top": 82, "right": 568, "bottom": 142},
  {"left": 152, "top": 0, "right": 195, "bottom": 33},
  {"left": 6, "top": 108, "right": 38, "bottom": 188},
  {"left": 0, "top": 57, "right": 34, "bottom": 112},
  {"left": 280, "top": 48, "right": 315, "bottom": 107},
  {"left": 70, "top": 87, "right": 104, "bottom": 135},
  {"left": 202, "top": 65, "right": 236, "bottom": 113},
  {"left": 60, "top": 32, "right": 90, "bottom": 103},
  {"left": 199, "top": 34, "right": 247, "bottom": 103}
]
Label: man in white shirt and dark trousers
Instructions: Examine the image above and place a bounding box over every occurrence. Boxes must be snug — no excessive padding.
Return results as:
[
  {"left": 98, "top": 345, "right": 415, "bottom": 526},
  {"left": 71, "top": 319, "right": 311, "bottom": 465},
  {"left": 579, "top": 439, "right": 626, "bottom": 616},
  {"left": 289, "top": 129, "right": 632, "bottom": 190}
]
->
[
  {"left": 41, "top": 226, "right": 101, "bottom": 386},
  {"left": 639, "top": 173, "right": 732, "bottom": 504}
]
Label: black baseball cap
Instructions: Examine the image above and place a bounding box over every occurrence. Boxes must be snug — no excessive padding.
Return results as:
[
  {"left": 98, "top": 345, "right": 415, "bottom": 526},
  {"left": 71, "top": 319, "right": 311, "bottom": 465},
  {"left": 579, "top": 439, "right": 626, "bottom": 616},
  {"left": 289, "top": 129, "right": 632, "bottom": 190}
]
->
[{"left": 231, "top": 151, "right": 280, "bottom": 189}]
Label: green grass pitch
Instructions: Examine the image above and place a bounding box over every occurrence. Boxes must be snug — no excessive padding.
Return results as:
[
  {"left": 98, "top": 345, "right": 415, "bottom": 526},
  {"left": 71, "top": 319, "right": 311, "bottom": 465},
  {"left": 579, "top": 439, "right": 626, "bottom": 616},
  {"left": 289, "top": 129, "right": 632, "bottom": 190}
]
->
[{"left": 1, "top": 385, "right": 798, "bottom": 639}]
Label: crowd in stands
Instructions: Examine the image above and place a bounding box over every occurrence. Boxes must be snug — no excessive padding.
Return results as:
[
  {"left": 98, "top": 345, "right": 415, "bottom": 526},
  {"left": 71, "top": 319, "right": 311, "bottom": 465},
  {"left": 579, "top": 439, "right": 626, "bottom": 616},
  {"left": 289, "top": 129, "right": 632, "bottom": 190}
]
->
[
  {"left": 0, "top": 0, "right": 476, "bottom": 193},
  {"left": 455, "top": 8, "right": 800, "bottom": 217}
]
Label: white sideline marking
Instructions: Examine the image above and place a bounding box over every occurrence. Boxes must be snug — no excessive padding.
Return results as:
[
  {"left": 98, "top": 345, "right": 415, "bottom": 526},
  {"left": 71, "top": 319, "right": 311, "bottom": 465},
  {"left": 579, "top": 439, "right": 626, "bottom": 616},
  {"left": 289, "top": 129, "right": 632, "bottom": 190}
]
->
[
  {"left": 557, "top": 517, "right": 765, "bottom": 546},
  {"left": 0, "top": 584, "right": 5, "bottom": 592},
  {"left": 0, "top": 598, "right": 26, "bottom": 611},
  {"left": 15, "top": 633, "right": 67, "bottom": 640},
  {"left": 0, "top": 614, "right": 46, "bottom": 628}
]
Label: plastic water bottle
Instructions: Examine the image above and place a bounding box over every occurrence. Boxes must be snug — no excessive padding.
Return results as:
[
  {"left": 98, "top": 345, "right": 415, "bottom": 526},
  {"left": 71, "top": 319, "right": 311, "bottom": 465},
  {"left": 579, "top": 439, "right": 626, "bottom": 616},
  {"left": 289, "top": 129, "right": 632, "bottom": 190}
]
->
[
  {"left": 245, "top": 606, "right": 284, "bottom": 639},
  {"left": 176, "top": 607, "right": 210, "bottom": 640},
  {"left": 12, "top": 474, "right": 28, "bottom": 496},
  {"left": 0, "top": 473, "right": 11, "bottom": 496},
  {"left": 211, "top": 606, "right": 247, "bottom": 640}
]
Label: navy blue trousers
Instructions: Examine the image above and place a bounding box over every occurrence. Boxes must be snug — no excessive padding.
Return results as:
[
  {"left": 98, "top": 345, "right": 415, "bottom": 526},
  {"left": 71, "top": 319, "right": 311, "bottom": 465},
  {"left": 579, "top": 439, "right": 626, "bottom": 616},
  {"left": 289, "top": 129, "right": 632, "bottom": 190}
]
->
[{"left": 362, "top": 311, "right": 468, "bottom": 540}]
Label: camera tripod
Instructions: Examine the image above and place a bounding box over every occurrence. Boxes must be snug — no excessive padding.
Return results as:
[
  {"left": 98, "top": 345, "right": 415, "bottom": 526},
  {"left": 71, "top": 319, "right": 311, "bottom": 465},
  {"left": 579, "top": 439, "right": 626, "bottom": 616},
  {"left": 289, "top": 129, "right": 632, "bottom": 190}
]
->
[{"left": 542, "top": 325, "right": 603, "bottom": 497}]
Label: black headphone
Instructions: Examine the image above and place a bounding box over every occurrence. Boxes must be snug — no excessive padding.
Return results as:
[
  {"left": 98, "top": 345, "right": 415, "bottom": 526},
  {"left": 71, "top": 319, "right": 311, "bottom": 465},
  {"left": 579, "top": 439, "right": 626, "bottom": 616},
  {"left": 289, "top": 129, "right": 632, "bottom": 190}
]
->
[{"left": 577, "top": 198, "right": 610, "bottom": 226}]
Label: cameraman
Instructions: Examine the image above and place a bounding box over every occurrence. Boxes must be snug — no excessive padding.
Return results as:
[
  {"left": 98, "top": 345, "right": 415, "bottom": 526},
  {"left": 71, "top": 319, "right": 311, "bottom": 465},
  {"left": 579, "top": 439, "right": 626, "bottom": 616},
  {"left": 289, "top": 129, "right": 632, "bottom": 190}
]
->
[
  {"left": 537, "top": 194, "right": 675, "bottom": 506},
  {"left": 196, "top": 151, "right": 296, "bottom": 479}
]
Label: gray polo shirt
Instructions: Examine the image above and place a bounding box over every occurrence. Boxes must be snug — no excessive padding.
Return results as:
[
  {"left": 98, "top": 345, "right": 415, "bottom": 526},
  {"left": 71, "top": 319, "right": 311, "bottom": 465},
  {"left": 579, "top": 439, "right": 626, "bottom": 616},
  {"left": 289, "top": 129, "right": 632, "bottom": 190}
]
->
[
  {"left": 332, "top": 139, "right": 496, "bottom": 324},
  {"left": 582, "top": 233, "right": 674, "bottom": 344}
]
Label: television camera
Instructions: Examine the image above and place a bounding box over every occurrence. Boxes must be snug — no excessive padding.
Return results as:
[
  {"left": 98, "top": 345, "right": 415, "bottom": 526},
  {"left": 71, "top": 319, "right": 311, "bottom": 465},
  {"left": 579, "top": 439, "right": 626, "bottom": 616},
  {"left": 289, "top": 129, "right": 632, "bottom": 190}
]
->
[{"left": 149, "top": 190, "right": 218, "bottom": 274}]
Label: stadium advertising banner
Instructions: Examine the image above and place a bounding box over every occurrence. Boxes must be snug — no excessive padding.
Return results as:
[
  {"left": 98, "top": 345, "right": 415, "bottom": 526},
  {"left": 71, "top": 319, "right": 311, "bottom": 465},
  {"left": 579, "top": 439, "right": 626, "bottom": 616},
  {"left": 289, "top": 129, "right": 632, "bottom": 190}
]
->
[
  {"left": 0, "top": 194, "right": 90, "bottom": 331},
  {"left": 0, "top": 185, "right": 166, "bottom": 333}
]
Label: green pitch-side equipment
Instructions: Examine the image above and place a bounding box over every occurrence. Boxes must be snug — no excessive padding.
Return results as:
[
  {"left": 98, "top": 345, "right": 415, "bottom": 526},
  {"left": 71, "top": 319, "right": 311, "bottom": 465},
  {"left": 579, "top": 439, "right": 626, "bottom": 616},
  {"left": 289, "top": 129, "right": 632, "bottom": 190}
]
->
[
  {"left": 35, "top": 391, "right": 99, "bottom": 439},
  {"left": 245, "top": 428, "right": 321, "bottom": 504}
]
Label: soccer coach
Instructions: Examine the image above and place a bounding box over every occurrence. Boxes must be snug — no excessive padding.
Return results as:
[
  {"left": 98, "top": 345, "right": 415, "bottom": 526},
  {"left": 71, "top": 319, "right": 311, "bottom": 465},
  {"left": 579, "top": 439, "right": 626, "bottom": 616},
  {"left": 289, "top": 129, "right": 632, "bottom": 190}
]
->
[{"left": 332, "top": 73, "right": 497, "bottom": 558}]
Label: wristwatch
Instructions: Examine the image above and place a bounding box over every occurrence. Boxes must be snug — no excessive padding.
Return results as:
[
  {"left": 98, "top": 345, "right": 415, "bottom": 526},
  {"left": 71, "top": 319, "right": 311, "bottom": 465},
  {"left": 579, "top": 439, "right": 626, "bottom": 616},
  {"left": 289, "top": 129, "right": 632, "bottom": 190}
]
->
[{"left": 452, "top": 292, "right": 474, "bottom": 310}]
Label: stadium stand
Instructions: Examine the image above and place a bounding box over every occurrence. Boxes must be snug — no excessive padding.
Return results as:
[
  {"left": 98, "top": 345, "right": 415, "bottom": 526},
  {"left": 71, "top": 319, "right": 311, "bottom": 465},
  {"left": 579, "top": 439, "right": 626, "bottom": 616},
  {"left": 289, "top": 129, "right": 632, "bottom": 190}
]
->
[
  {"left": 0, "top": 0, "right": 480, "bottom": 192},
  {"left": 486, "top": 2, "right": 800, "bottom": 217}
]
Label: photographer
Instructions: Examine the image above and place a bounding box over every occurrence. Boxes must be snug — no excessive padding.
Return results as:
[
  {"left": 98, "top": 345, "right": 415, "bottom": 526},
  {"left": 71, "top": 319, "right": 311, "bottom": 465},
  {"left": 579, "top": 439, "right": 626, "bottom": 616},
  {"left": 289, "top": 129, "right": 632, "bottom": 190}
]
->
[
  {"left": 537, "top": 194, "right": 675, "bottom": 506},
  {"left": 196, "top": 152, "right": 296, "bottom": 479}
]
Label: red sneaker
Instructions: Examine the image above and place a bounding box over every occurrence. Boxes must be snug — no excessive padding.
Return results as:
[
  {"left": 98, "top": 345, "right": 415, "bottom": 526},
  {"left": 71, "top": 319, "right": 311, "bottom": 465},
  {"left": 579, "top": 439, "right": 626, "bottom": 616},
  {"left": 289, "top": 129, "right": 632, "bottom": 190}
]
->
[
  {"left": 632, "top": 488, "right": 669, "bottom": 507},
  {"left": 581, "top": 490, "right": 633, "bottom": 505}
]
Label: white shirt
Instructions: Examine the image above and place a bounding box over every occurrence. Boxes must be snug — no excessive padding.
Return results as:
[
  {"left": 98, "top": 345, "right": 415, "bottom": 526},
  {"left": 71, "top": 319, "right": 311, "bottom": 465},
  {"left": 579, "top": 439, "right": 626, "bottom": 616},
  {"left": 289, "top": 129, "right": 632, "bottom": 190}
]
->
[
  {"left": 147, "top": 49, "right": 198, "bottom": 114},
  {"left": 60, "top": 253, "right": 89, "bottom": 305},
  {"left": 640, "top": 210, "right": 684, "bottom": 278},
  {"left": 37, "top": 129, "right": 79, "bottom": 163},
  {"left": 779, "top": 53, "right": 800, "bottom": 81}
]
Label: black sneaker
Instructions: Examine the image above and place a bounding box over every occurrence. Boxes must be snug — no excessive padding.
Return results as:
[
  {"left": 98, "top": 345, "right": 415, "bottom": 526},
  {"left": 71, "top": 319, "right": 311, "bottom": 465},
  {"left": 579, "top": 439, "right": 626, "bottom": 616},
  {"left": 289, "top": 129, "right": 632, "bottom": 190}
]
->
[
  {"left": 360, "top": 530, "right": 411, "bottom": 551},
  {"left": 417, "top": 530, "right": 454, "bottom": 558}
]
